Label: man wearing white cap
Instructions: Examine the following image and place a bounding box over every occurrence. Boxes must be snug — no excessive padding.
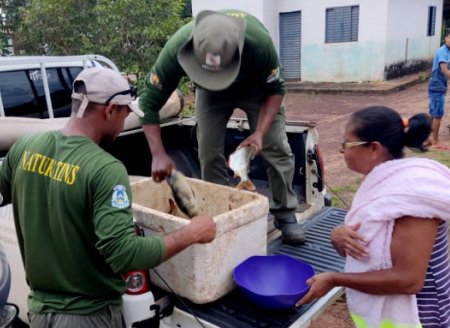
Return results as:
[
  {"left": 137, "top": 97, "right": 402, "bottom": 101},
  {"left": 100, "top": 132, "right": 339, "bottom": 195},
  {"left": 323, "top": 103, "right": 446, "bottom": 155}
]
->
[
  {"left": 139, "top": 9, "right": 305, "bottom": 245},
  {"left": 0, "top": 67, "right": 216, "bottom": 327}
]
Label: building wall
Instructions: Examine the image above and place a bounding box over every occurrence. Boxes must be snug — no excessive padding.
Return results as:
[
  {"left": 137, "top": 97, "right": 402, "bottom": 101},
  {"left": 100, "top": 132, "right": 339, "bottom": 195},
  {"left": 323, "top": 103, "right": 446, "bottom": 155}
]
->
[
  {"left": 192, "top": 0, "right": 442, "bottom": 82},
  {"left": 279, "top": 0, "right": 389, "bottom": 82},
  {"left": 261, "top": 0, "right": 279, "bottom": 49},
  {"left": 192, "top": 1, "right": 264, "bottom": 20},
  {"left": 384, "top": 0, "right": 442, "bottom": 79}
]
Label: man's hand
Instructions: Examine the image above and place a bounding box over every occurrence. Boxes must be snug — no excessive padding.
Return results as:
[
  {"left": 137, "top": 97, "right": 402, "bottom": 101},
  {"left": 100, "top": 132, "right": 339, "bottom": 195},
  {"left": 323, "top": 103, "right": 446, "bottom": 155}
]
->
[
  {"left": 331, "top": 223, "right": 368, "bottom": 259},
  {"left": 162, "top": 214, "right": 216, "bottom": 260},
  {"left": 151, "top": 153, "right": 174, "bottom": 183},
  {"left": 239, "top": 133, "right": 263, "bottom": 156},
  {"left": 295, "top": 272, "right": 336, "bottom": 307},
  {"left": 188, "top": 215, "right": 216, "bottom": 243},
  {"left": 143, "top": 124, "right": 174, "bottom": 183}
]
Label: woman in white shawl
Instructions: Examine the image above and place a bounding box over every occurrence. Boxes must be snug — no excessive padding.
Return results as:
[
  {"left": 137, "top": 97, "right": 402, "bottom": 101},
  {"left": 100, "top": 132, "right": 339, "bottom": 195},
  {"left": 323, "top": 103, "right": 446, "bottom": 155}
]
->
[{"left": 296, "top": 106, "right": 450, "bottom": 328}]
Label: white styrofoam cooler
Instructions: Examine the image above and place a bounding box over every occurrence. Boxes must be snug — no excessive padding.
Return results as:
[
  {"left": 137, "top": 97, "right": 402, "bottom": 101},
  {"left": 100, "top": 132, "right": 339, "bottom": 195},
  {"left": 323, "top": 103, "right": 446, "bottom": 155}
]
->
[{"left": 131, "top": 177, "right": 269, "bottom": 304}]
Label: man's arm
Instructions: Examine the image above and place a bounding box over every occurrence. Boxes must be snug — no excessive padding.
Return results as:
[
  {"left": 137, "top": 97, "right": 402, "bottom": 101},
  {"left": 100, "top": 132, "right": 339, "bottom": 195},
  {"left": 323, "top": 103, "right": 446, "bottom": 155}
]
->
[
  {"left": 94, "top": 162, "right": 216, "bottom": 272},
  {"left": 138, "top": 24, "right": 193, "bottom": 181},
  {"left": 162, "top": 215, "right": 216, "bottom": 260},
  {"left": 0, "top": 142, "right": 20, "bottom": 206},
  {"left": 142, "top": 124, "right": 174, "bottom": 182},
  {"left": 440, "top": 62, "right": 450, "bottom": 79},
  {"left": 238, "top": 27, "right": 286, "bottom": 154},
  {"left": 239, "top": 94, "right": 283, "bottom": 154}
]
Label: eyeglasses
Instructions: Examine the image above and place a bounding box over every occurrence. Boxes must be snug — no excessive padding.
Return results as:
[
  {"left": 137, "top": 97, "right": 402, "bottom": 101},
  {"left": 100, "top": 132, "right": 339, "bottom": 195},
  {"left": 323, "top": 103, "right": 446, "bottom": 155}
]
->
[
  {"left": 105, "top": 86, "right": 137, "bottom": 105},
  {"left": 341, "top": 141, "right": 369, "bottom": 150}
]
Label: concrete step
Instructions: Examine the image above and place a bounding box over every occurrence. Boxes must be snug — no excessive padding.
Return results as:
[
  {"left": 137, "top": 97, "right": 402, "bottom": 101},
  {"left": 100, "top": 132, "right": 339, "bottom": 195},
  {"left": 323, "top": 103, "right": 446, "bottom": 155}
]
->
[{"left": 286, "top": 71, "right": 430, "bottom": 95}]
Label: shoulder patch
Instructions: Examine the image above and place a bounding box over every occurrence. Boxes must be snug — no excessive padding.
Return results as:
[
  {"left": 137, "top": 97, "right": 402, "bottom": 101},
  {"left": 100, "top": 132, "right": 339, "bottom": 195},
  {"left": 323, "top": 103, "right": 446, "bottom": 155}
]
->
[
  {"left": 266, "top": 67, "right": 280, "bottom": 83},
  {"left": 111, "top": 185, "right": 130, "bottom": 209},
  {"left": 149, "top": 72, "right": 163, "bottom": 90}
]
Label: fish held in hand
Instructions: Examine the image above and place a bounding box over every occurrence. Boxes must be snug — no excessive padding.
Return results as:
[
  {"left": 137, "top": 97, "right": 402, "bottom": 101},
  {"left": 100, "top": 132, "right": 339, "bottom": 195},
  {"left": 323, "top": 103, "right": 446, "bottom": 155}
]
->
[
  {"left": 166, "top": 170, "right": 199, "bottom": 218},
  {"left": 228, "top": 146, "right": 256, "bottom": 191}
]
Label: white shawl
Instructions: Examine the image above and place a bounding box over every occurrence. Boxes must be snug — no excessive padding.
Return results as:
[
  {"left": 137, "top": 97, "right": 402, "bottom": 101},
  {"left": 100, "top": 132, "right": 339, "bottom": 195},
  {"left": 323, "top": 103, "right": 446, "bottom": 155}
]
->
[{"left": 344, "top": 157, "right": 450, "bottom": 327}]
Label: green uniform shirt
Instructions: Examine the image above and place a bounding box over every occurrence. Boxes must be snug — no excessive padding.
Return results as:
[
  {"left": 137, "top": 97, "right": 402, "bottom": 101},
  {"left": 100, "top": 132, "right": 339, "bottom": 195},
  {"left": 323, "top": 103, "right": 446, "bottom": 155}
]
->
[
  {"left": 0, "top": 131, "right": 165, "bottom": 314},
  {"left": 139, "top": 9, "right": 286, "bottom": 125}
]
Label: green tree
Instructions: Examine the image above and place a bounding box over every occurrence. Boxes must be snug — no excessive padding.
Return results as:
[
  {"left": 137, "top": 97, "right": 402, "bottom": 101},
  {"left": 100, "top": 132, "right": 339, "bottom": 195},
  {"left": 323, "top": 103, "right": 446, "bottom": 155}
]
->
[
  {"left": 14, "top": 0, "right": 188, "bottom": 76},
  {"left": 181, "top": 0, "right": 192, "bottom": 18},
  {"left": 0, "top": 0, "right": 28, "bottom": 31},
  {"left": 0, "top": 33, "right": 11, "bottom": 55},
  {"left": 0, "top": 0, "right": 28, "bottom": 54}
]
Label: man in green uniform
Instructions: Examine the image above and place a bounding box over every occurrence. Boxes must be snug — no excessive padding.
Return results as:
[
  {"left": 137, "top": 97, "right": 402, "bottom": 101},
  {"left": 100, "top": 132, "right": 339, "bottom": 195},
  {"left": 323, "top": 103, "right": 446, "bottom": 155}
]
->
[
  {"left": 139, "top": 9, "right": 305, "bottom": 244},
  {"left": 0, "top": 67, "right": 216, "bottom": 327}
]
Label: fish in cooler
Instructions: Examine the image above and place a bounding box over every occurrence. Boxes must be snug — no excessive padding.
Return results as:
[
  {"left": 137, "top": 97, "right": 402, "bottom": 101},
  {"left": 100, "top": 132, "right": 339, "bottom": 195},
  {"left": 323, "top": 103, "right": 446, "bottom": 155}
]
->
[{"left": 166, "top": 170, "right": 199, "bottom": 218}]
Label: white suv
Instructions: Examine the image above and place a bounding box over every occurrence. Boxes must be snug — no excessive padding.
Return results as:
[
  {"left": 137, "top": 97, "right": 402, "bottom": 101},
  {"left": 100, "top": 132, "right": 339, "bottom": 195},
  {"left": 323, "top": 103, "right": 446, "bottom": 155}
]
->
[
  {"left": 0, "top": 55, "right": 119, "bottom": 119},
  {"left": 0, "top": 55, "right": 183, "bottom": 157}
]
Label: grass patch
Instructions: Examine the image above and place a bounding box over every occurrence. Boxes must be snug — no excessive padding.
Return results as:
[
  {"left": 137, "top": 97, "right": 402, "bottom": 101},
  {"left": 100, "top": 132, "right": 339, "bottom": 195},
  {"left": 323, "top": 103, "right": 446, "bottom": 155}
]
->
[
  {"left": 328, "top": 149, "right": 450, "bottom": 209},
  {"left": 328, "top": 177, "right": 362, "bottom": 209},
  {"left": 407, "top": 148, "right": 450, "bottom": 167}
]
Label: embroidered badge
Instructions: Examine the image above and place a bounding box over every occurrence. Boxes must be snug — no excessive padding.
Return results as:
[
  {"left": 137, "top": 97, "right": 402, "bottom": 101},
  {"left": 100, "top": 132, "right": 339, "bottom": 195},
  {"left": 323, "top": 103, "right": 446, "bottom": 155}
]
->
[
  {"left": 202, "top": 53, "right": 223, "bottom": 71},
  {"left": 227, "top": 12, "right": 247, "bottom": 18},
  {"left": 149, "top": 72, "right": 162, "bottom": 90},
  {"left": 266, "top": 67, "right": 280, "bottom": 83},
  {"left": 111, "top": 185, "right": 130, "bottom": 209}
]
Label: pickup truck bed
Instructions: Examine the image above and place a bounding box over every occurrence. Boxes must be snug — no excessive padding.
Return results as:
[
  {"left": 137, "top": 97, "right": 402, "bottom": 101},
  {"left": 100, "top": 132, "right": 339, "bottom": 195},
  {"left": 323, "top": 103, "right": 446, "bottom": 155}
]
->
[{"left": 157, "top": 207, "right": 347, "bottom": 328}]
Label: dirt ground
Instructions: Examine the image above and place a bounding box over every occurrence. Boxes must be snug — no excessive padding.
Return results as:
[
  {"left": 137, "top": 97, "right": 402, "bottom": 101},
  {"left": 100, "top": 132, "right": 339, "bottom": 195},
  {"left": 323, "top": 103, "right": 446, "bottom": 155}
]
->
[
  {"left": 281, "top": 81, "right": 450, "bottom": 327},
  {"left": 284, "top": 81, "right": 450, "bottom": 188}
]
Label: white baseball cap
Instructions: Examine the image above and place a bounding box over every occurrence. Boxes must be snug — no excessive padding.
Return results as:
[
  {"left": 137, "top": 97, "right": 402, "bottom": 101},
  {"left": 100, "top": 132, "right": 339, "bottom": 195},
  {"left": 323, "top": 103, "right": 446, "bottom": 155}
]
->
[{"left": 71, "top": 67, "right": 144, "bottom": 118}]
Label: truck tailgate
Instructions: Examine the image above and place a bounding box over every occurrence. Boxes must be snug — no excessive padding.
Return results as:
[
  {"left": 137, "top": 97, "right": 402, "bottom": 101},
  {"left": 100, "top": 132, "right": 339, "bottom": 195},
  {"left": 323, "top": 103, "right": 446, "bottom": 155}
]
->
[{"left": 171, "top": 207, "right": 347, "bottom": 328}]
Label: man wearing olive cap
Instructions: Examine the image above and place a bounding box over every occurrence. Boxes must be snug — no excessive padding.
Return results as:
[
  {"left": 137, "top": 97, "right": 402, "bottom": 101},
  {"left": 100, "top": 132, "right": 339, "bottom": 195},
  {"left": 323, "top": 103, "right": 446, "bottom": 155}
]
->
[{"left": 139, "top": 9, "right": 305, "bottom": 244}]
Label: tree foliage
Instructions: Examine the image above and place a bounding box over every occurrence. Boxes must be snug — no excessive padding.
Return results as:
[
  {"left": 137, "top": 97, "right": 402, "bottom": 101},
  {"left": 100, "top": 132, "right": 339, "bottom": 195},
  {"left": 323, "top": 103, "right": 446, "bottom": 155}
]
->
[
  {"left": 181, "top": 0, "right": 191, "bottom": 18},
  {"left": 0, "top": 0, "right": 28, "bottom": 54},
  {"left": 13, "top": 0, "right": 190, "bottom": 75},
  {"left": 0, "top": 0, "right": 28, "bottom": 31}
]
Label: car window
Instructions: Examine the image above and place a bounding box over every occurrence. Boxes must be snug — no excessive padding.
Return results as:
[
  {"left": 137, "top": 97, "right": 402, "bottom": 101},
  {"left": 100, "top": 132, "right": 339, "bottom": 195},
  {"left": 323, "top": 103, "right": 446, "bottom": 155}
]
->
[
  {"left": 50, "top": 67, "right": 83, "bottom": 118},
  {"left": 0, "top": 66, "right": 83, "bottom": 118},
  {"left": 0, "top": 70, "right": 40, "bottom": 118},
  {"left": 30, "top": 67, "right": 83, "bottom": 118}
]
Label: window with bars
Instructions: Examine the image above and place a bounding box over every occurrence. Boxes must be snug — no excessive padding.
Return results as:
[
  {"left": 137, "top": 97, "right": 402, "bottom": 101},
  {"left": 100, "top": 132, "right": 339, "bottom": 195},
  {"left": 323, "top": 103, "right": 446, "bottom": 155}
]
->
[
  {"left": 325, "top": 5, "right": 359, "bottom": 43},
  {"left": 427, "top": 6, "right": 436, "bottom": 36}
]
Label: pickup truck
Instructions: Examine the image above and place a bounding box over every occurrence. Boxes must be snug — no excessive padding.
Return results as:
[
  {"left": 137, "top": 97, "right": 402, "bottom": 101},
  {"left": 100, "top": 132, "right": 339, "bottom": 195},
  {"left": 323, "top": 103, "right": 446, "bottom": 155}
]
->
[{"left": 0, "top": 55, "right": 347, "bottom": 327}]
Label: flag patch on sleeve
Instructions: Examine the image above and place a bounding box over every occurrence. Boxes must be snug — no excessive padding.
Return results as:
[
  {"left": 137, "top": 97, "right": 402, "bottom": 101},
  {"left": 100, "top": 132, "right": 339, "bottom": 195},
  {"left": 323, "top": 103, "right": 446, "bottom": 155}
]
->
[
  {"left": 149, "top": 72, "right": 163, "bottom": 90},
  {"left": 266, "top": 67, "right": 280, "bottom": 83}
]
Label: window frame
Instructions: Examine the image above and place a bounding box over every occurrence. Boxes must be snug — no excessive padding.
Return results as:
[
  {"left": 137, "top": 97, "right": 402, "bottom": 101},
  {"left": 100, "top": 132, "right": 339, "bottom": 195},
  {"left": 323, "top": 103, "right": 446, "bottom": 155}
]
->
[
  {"left": 427, "top": 6, "right": 437, "bottom": 37},
  {"left": 325, "top": 5, "right": 360, "bottom": 44}
]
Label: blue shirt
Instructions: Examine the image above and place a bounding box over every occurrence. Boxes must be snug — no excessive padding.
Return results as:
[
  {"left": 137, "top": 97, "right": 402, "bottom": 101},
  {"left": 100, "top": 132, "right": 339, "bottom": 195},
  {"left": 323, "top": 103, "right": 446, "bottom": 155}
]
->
[{"left": 428, "top": 44, "right": 450, "bottom": 92}]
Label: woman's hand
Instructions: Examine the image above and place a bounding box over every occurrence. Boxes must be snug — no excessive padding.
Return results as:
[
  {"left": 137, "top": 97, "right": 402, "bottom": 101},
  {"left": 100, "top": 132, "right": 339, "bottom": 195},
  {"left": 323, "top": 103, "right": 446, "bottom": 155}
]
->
[
  {"left": 295, "top": 272, "right": 336, "bottom": 307},
  {"left": 331, "top": 223, "right": 368, "bottom": 259}
]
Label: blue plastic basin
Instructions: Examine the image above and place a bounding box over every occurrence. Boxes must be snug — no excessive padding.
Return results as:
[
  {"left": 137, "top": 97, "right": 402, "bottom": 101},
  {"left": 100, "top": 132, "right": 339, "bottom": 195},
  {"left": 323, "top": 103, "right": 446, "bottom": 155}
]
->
[{"left": 233, "top": 254, "right": 315, "bottom": 310}]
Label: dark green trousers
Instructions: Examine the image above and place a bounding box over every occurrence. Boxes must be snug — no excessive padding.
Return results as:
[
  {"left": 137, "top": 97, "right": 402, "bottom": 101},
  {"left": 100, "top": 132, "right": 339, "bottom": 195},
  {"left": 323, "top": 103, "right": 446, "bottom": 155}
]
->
[
  {"left": 195, "top": 88, "right": 297, "bottom": 217},
  {"left": 28, "top": 305, "right": 124, "bottom": 328}
]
